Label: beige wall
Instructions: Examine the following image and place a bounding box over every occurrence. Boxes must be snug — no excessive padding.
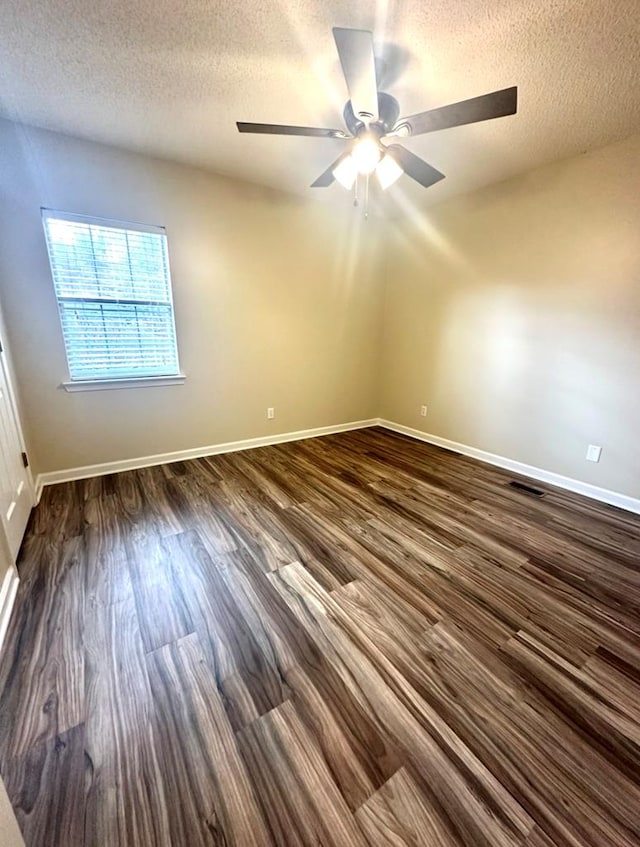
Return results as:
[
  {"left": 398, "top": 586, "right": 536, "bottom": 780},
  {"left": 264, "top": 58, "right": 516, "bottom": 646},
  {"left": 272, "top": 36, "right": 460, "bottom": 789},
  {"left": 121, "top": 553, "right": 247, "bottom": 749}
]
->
[
  {"left": 0, "top": 119, "right": 383, "bottom": 475},
  {"left": 380, "top": 134, "right": 640, "bottom": 498}
]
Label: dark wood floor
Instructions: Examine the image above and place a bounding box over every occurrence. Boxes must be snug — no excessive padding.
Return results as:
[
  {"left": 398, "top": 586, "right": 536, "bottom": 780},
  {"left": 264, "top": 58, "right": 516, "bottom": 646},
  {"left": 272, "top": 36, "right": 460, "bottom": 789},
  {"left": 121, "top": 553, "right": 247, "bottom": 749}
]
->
[{"left": 1, "top": 427, "right": 639, "bottom": 846}]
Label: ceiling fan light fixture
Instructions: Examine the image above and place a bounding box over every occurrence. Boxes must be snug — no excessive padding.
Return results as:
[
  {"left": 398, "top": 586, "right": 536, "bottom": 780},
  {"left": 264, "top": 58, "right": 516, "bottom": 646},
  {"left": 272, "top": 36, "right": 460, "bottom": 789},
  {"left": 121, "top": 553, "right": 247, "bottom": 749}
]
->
[
  {"left": 376, "top": 152, "right": 404, "bottom": 189},
  {"left": 351, "top": 137, "right": 381, "bottom": 174},
  {"left": 332, "top": 154, "right": 358, "bottom": 189}
]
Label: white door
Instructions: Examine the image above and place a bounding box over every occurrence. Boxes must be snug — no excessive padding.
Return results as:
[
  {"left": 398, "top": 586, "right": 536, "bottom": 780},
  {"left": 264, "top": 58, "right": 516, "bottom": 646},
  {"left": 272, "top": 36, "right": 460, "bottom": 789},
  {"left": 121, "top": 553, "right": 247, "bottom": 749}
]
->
[{"left": 0, "top": 343, "right": 32, "bottom": 561}]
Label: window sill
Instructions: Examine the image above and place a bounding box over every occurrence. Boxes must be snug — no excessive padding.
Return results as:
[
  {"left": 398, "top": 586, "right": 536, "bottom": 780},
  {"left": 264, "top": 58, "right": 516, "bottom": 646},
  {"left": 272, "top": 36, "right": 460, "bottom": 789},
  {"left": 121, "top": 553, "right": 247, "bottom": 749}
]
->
[{"left": 61, "top": 374, "right": 186, "bottom": 392}]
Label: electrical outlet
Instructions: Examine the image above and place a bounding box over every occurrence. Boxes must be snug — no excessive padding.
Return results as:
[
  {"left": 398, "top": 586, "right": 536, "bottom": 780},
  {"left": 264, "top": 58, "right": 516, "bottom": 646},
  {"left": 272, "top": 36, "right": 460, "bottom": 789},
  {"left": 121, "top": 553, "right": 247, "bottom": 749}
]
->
[
  {"left": 420, "top": 405, "right": 428, "bottom": 417},
  {"left": 586, "top": 444, "right": 602, "bottom": 463},
  {"left": 267, "top": 407, "right": 275, "bottom": 420}
]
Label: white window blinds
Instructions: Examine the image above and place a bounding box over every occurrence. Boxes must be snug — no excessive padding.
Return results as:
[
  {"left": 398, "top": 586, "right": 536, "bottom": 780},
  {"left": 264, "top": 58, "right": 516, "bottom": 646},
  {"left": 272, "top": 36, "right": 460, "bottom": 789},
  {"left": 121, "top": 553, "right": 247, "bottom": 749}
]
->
[{"left": 42, "top": 210, "right": 180, "bottom": 382}]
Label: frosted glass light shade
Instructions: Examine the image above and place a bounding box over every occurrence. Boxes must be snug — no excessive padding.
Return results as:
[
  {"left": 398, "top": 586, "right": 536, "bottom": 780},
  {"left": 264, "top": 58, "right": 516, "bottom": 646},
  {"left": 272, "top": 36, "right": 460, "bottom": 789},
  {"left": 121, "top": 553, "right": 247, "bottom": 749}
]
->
[
  {"left": 333, "top": 155, "right": 358, "bottom": 189},
  {"left": 376, "top": 153, "right": 404, "bottom": 189}
]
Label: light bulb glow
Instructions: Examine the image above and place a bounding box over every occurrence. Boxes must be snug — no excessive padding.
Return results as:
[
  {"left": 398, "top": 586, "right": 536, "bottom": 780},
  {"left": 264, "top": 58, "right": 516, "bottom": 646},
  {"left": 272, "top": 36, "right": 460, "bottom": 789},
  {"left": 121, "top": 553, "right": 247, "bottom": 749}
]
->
[
  {"left": 351, "top": 138, "right": 381, "bottom": 174},
  {"left": 376, "top": 153, "right": 404, "bottom": 189},
  {"left": 332, "top": 155, "right": 358, "bottom": 189}
]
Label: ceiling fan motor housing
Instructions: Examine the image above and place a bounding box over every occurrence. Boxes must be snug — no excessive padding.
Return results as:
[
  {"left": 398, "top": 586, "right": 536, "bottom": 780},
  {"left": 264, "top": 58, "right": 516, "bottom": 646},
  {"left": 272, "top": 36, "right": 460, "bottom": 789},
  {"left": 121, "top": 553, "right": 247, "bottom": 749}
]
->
[{"left": 343, "top": 92, "right": 400, "bottom": 137}]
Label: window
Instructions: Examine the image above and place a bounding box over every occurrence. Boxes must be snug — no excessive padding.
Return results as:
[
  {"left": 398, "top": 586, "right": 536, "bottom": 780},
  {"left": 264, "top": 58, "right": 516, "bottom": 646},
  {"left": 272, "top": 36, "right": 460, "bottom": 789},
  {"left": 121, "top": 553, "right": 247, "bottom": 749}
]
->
[{"left": 42, "top": 210, "right": 182, "bottom": 387}]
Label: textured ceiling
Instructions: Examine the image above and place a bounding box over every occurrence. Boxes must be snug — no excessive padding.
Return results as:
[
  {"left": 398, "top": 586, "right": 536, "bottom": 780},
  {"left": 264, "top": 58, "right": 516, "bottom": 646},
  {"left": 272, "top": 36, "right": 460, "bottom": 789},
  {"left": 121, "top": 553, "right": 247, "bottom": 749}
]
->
[{"left": 1, "top": 1, "right": 639, "bottom": 209}]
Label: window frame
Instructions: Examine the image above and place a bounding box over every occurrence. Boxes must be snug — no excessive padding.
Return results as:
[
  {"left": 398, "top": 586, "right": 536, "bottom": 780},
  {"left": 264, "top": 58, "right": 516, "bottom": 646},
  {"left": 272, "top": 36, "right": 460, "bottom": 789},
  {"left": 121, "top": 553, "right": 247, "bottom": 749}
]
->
[{"left": 41, "top": 209, "right": 185, "bottom": 391}]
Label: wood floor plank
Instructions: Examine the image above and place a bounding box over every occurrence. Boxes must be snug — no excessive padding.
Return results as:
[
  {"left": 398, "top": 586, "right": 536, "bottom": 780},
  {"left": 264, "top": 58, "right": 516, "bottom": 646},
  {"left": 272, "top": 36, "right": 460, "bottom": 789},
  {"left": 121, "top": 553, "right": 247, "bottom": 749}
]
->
[
  {"left": 146, "top": 632, "right": 272, "bottom": 847},
  {"left": 217, "top": 549, "right": 302, "bottom": 673},
  {"left": 131, "top": 467, "right": 185, "bottom": 535},
  {"left": 269, "top": 445, "right": 380, "bottom": 524},
  {"left": 1, "top": 427, "right": 639, "bottom": 846},
  {"left": 503, "top": 630, "right": 640, "bottom": 781},
  {"left": 0, "top": 537, "right": 84, "bottom": 762},
  {"left": 332, "top": 579, "right": 430, "bottom": 658},
  {"left": 29, "top": 481, "right": 85, "bottom": 542},
  {"left": 515, "top": 696, "right": 640, "bottom": 842},
  {"left": 201, "top": 478, "right": 299, "bottom": 571},
  {"left": 273, "top": 504, "right": 364, "bottom": 588},
  {"left": 238, "top": 699, "right": 369, "bottom": 847},
  {"left": 449, "top": 549, "right": 601, "bottom": 664},
  {"left": 267, "top": 563, "right": 533, "bottom": 847},
  {"left": 216, "top": 450, "right": 298, "bottom": 510},
  {"left": 2, "top": 723, "right": 86, "bottom": 847},
  {"left": 125, "top": 534, "right": 195, "bottom": 653},
  {"left": 83, "top": 493, "right": 126, "bottom": 555},
  {"left": 169, "top": 475, "right": 239, "bottom": 554},
  {"left": 283, "top": 660, "right": 402, "bottom": 811},
  {"left": 166, "top": 530, "right": 291, "bottom": 727},
  {"left": 355, "top": 766, "right": 462, "bottom": 847},
  {"left": 415, "top": 623, "right": 640, "bottom": 846},
  {"left": 112, "top": 471, "right": 145, "bottom": 519},
  {"left": 83, "top": 582, "right": 172, "bottom": 845}
]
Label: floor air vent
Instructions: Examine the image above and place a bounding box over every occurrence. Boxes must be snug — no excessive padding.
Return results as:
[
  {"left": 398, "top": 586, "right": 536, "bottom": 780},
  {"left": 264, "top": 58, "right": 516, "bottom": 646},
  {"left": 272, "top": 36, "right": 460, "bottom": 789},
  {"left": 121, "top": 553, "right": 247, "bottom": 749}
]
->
[{"left": 508, "top": 481, "right": 545, "bottom": 497}]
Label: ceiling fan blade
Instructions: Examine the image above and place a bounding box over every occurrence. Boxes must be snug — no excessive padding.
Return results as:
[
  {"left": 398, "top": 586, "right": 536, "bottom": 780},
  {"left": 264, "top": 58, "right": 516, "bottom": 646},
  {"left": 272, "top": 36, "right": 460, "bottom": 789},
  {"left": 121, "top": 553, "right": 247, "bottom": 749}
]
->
[
  {"left": 386, "top": 145, "right": 445, "bottom": 188},
  {"left": 333, "top": 28, "right": 379, "bottom": 122},
  {"left": 310, "top": 153, "right": 350, "bottom": 188},
  {"left": 237, "top": 122, "right": 347, "bottom": 138},
  {"left": 397, "top": 86, "right": 517, "bottom": 136}
]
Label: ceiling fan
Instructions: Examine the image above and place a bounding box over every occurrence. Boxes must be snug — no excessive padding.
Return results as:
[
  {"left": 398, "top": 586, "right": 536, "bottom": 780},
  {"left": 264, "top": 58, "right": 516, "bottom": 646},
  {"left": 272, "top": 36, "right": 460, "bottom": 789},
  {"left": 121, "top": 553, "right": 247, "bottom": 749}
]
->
[{"left": 237, "top": 27, "right": 517, "bottom": 194}]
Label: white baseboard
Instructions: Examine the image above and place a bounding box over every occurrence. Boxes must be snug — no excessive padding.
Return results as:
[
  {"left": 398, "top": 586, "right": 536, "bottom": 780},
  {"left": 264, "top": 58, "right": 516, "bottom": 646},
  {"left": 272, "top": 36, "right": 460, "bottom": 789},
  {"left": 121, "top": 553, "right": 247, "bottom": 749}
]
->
[
  {"left": 377, "top": 419, "right": 640, "bottom": 516},
  {"left": 31, "top": 415, "right": 640, "bottom": 516},
  {"left": 35, "top": 418, "right": 379, "bottom": 491},
  {"left": 0, "top": 566, "right": 19, "bottom": 654}
]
